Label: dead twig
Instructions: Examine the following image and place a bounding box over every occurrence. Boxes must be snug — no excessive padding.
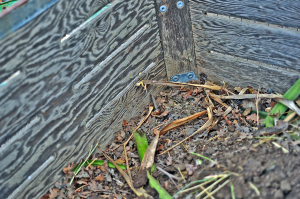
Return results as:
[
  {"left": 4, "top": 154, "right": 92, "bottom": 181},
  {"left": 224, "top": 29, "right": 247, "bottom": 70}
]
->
[
  {"left": 256, "top": 87, "right": 260, "bottom": 127},
  {"left": 140, "top": 80, "right": 222, "bottom": 90},
  {"left": 210, "top": 93, "right": 283, "bottom": 100},
  {"left": 159, "top": 107, "right": 213, "bottom": 155},
  {"left": 151, "top": 94, "right": 159, "bottom": 111},
  {"left": 157, "top": 166, "right": 181, "bottom": 181},
  {"left": 160, "top": 107, "right": 216, "bottom": 136}
]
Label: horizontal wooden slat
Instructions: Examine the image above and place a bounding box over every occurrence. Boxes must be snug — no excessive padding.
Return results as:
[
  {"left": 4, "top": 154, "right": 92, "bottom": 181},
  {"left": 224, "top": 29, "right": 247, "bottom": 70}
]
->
[
  {"left": 191, "top": 11, "right": 300, "bottom": 72},
  {"left": 190, "top": 1, "right": 300, "bottom": 92},
  {"left": 0, "top": 0, "right": 166, "bottom": 198},
  {"left": 190, "top": 0, "right": 300, "bottom": 29},
  {"left": 195, "top": 51, "right": 300, "bottom": 93}
]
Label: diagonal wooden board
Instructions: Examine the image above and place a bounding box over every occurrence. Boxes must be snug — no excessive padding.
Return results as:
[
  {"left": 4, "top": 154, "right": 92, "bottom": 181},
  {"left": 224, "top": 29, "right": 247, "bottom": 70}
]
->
[{"left": 0, "top": 0, "right": 167, "bottom": 198}]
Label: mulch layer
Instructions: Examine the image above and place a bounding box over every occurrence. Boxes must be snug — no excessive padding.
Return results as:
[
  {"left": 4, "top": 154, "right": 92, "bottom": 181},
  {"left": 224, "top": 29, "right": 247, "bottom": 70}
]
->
[{"left": 43, "top": 78, "right": 300, "bottom": 199}]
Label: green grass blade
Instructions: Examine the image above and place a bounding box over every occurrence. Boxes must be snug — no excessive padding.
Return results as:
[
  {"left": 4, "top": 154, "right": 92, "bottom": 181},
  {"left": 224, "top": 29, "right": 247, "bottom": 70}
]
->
[
  {"left": 262, "top": 78, "right": 300, "bottom": 127},
  {"left": 190, "top": 152, "right": 214, "bottom": 162},
  {"left": 133, "top": 130, "right": 149, "bottom": 162},
  {"left": 72, "top": 160, "right": 126, "bottom": 172},
  {"left": 147, "top": 171, "right": 172, "bottom": 199}
]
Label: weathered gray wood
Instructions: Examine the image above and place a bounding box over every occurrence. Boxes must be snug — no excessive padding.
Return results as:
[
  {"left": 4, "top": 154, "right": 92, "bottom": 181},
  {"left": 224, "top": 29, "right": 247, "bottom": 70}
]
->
[
  {"left": 154, "top": 0, "right": 197, "bottom": 79},
  {"left": 0, "top": 0, "right": 60, "bottom": 39},
  {"left": 190, "top": 0, "right": 300, "bottom": 29},
  {"left": 190, "top": 1, "right": 300, "bottom": 92},
  {"left": 191, "top": 11, "right": 300, "bottom": 71},
  {"left": 0, "top": 0, "right": 166, "bottom": 198},
  {"left": 196, "top": 51, "right": 300, "bottom": 93}
]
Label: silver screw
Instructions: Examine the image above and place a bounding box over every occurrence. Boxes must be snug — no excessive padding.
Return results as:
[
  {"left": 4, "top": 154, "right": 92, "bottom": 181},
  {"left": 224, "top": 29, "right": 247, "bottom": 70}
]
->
[
  {"left": 177, "top": 1, "right": 184, "bottom": 8},
  {"left": 160, "top": 5, "right": 167, "bottom": 12}
]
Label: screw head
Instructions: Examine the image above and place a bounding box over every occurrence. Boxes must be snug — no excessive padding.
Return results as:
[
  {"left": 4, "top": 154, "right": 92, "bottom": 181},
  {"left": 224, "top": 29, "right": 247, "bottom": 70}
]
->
[
  {"left": 172, "top": 76, "right": 179, "bottom": 82},
  {"left": 160, "top": 5, "right": 167, "bottom": 12},
  {"left": 188, "top": 73, "right": 194, "bottom": 79},
  {"left": 177, "top": 1, "right": 184, "bottom": 8}
]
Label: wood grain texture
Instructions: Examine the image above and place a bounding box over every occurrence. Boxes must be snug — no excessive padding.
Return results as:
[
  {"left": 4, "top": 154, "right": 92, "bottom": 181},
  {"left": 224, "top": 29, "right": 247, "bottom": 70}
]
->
[
  {"left": 190, "top": 0, "right": 300, "bottom": 29},
  {"left": 0, "top": 0, "right": 167, "bottom": 198},
  {"left": 154, "top": 0, "right": 197, "bottom": 79},
  {"left": 191, "top": 11, "right": 300, "bottom": 71},
  {"left": 0, "top": 0, "right": 59, "bottom": 39},
  {"left": 190, "top": 1, "right": 300, "bottom": 92},
  {"left": 196, "top": 51, "right": 300, "bottom": 93}
]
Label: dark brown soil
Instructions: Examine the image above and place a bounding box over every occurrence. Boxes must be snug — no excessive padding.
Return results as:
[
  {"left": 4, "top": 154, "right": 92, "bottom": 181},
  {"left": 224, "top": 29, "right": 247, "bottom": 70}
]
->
[{"left": 43, "top": 81, "right": 300, "bottom": 199}]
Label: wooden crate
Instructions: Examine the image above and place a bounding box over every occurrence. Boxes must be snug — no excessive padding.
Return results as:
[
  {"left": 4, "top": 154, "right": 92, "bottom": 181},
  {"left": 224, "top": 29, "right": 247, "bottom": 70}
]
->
[{"left": 0, "top": 0, "right": 299, "bottom": 198}]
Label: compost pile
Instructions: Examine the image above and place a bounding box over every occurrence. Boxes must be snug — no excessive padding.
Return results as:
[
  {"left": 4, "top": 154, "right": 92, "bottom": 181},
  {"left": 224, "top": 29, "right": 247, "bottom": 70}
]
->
[{"left": 43, "top": 76, "right": 300, "bottom": 199}]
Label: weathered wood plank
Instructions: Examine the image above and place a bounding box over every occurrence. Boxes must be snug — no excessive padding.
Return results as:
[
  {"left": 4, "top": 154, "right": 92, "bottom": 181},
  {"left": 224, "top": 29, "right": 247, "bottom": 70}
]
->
[
  {"left": 0, "top": 0, "right": 155, "bottom": 145},
  {"left": 195, "top": 51, "right": 300, "bottom": 93},
  {"left": 190, "top": 0, "right": 300, "bottom": 92},
  {"left": 0, "top": 0, "right": 112, "bottom": 82},
  {"left": 190, "top": 0, "right": 300, "bottom": 29},
  {"left": 0, "top": 0, "right": 60, "bottom": 39},
  {"left": 0, "top": 0, "right": 166, "bottom": 198},
  {"left": 191, "top": 10, "right": 300, "bottom": 71},
  {"left": 154, "top": 0, "right": 197, "bottom": 79}
]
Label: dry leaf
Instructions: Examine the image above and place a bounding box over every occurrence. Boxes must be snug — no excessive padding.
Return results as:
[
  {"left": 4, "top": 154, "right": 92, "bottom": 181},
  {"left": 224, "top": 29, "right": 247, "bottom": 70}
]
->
[
  {"left": 160, "top": 109, "right": 210, "bottom": 136},
  {"left": 243, "top": 108, "right": 252, "bottom": 116},
  {"left": 246, "top": 114, "right": 259, "bottom": 122},
  {"left": 164, "top": 181, "right": 169, "bottom": 190},
  {"left": 62, "top": 162, "right": 76, "bottom": 175},
  {"left": 156, "top": 144, "right": 164, "bottom": 151},
  {"left": 99, "top": 162, "right": 109, "bottom": 173},
  {"left": 141, "top": 129, "right": 160, "bottom": 170},
  {"left": 95, "top": 175, "right": 104, "bottom": 182},
  {"left": 122, "top": 120, "right": 128, "bottom": 127},
  {"left": 193, "top": 88, "right": 201, "bottom": 96},
  {"left": 76, "top": 180, "right": 88, "bottom": 185},
  {"left": 114, "top": 158, "right": 125, "bottom": 164},
  {"left": 49, "top": 188, "right": 59, "bottom": 199},
  {"left": 182, "top": 90, "right": 193, "bottom": 98}
]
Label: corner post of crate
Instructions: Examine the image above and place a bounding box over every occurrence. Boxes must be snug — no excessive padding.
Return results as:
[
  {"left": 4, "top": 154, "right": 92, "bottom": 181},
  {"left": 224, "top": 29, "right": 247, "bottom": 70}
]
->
[{"left": 154, "top": 0, "right": 197, "bottom": 80}]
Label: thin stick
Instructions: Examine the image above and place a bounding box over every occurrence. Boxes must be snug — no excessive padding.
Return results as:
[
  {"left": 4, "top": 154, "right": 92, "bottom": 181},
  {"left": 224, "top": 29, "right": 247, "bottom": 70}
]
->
[
  {"left": 70, "top": 143, "right": 98, "bottom": 185},
  {"left": 159, "top": 107, "right": 213, "bottom": 155},
  {"left": 210, "top": 93, "right": 283, "bottom": 100},
  {"left": 181, "top": 143, "right": 189, "bottom": 153},
  {"left": 75, "top": 184, "right": 88, "bottom": 191},
  {"left": 178, "top": 178, "right": 215, "bottom": 195},
  {"left": 156, "top": 167, "right": 181, "bottom": 180},
  {"left": 256, "top": 86, "right": 260, "bottom": 127},
  {"left": 151, "top": 94, "right": 158, "bottom": 110},
  {"left": 200, "top": 185, "right": 215, "bottom": 199},
  {"left": 141, "top": 80, "right": 222, "bottom": 90},
  {"left": 86, "top": 158, "right": 97, "bottom": 169},
  {"left": 196, "top": 175, "right": 229, "bottom": 199},
  {"left": 202, "top": 179, "right": 230, "bottom": 199},
  {"left": 284, "top": 112, "right": 297, "bottom": 122},
  {"left": 157, "top": 167, "right": 180, "bottom": 190},
  {"left": 177, "top": 167, "right": 186, "bottom": 182}
]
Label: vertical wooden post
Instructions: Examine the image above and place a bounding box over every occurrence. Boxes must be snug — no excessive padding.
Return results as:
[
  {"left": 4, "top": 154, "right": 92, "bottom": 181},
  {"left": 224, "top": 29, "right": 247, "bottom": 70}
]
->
[{"left": 154, "top": 0, "right": 197, "bottom": 79}]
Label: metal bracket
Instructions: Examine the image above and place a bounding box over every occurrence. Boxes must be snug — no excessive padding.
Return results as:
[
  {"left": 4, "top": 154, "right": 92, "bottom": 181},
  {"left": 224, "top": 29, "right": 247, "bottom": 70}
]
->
[{"left": 170, "top": 71, "right": 197, "bottom": 83}]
